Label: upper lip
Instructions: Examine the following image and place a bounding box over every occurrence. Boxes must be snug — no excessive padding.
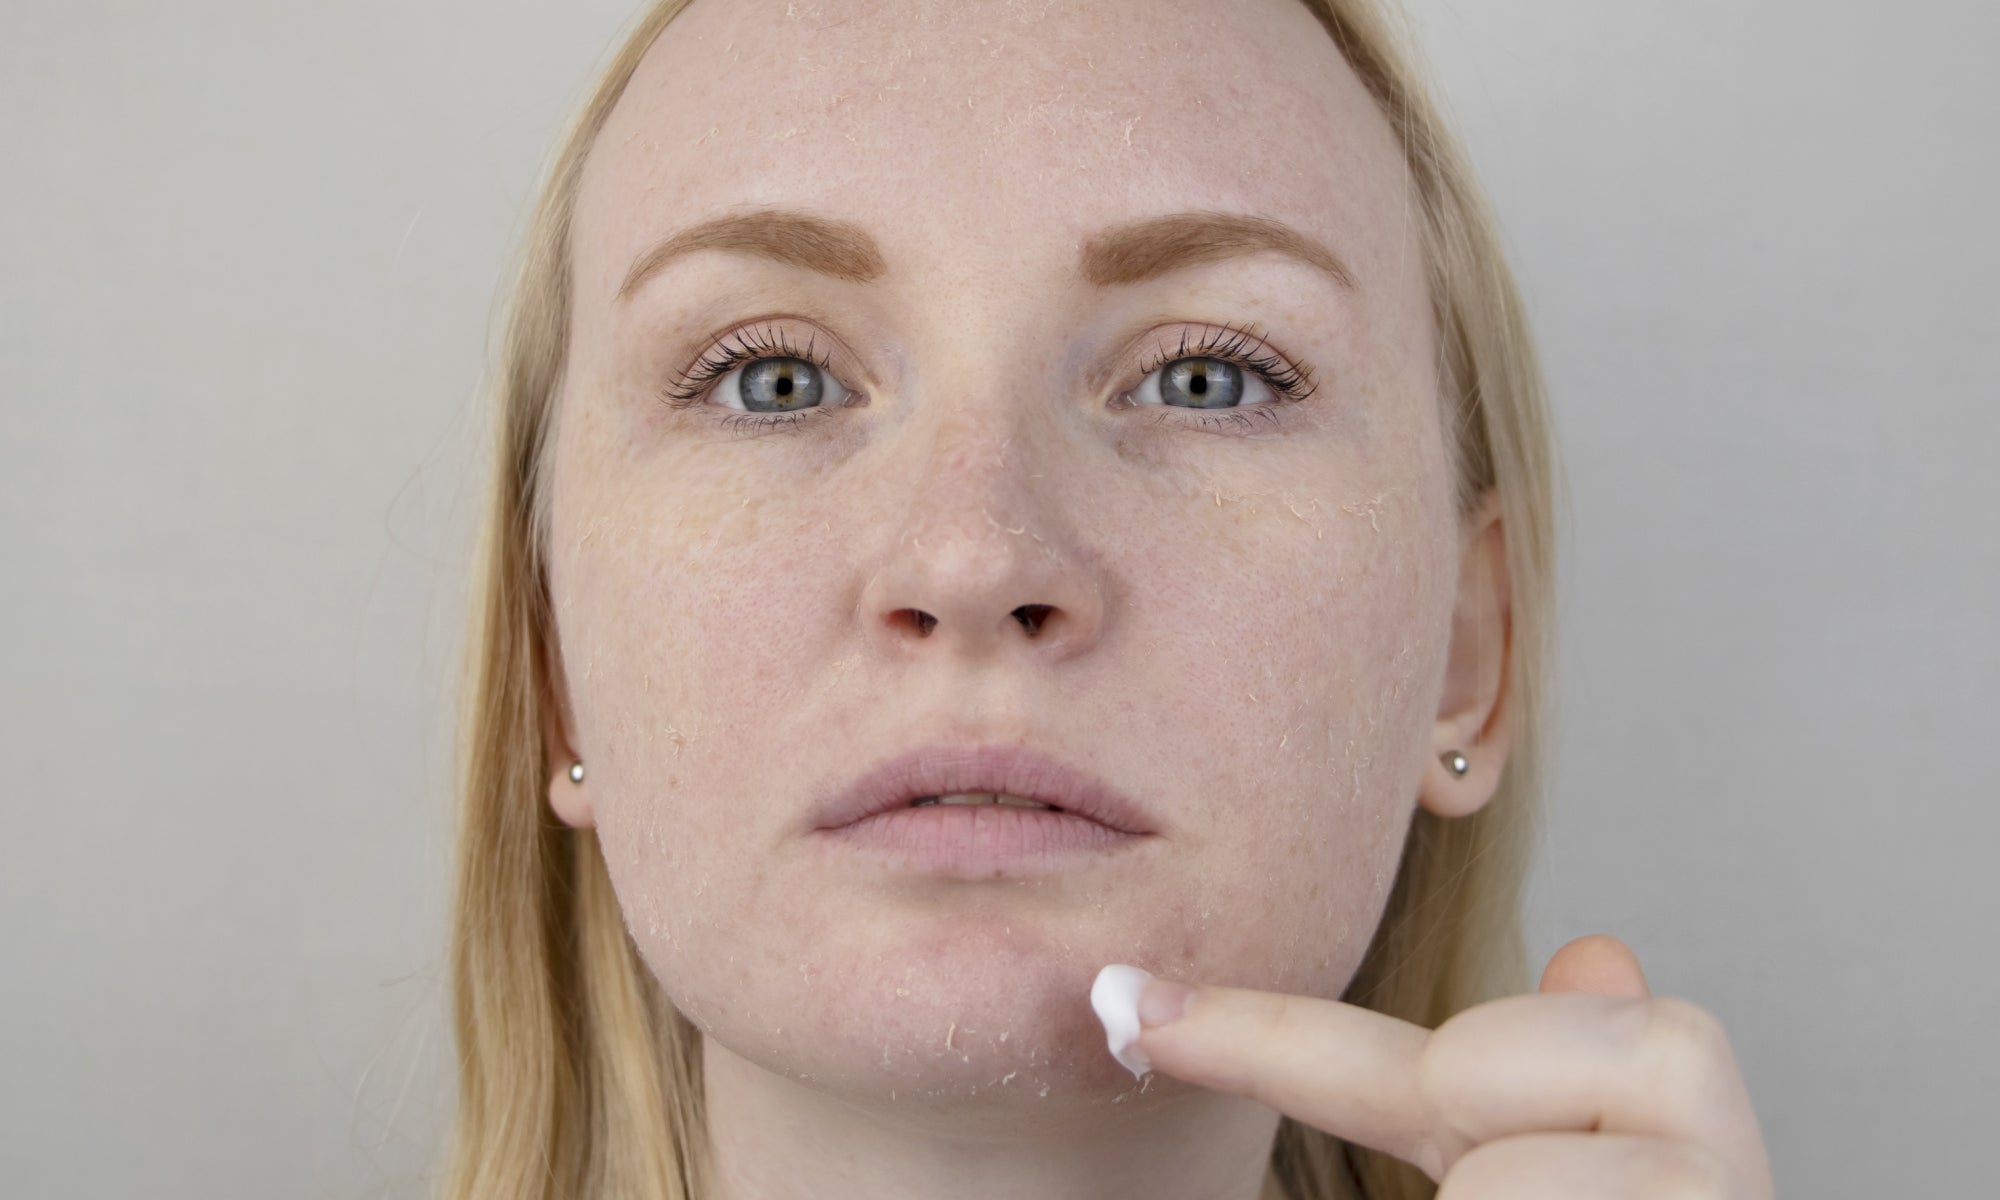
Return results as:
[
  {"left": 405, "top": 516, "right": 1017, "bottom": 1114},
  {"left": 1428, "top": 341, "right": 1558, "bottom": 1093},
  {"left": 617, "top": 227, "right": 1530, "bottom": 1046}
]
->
[{"left": 812, "top": 742, "right": 1158, "bottom": 835}]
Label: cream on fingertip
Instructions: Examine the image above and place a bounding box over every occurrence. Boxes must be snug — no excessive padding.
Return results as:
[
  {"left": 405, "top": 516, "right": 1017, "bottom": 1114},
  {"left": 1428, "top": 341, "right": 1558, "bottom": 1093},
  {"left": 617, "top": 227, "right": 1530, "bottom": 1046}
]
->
[{"left": 1090, "top": 963, "right": 1155, "bottom": 1080}]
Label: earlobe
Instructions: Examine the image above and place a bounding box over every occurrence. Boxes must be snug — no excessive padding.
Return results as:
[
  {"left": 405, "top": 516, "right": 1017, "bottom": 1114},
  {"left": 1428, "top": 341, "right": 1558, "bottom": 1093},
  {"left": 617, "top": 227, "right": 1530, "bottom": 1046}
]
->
[
  {"left": 1417, "top": 495, "right": 1515, "bottom": 820},
  {"left": 547, "top": 757, "right": 595, "bottom": 829},
  {"left": 541, "top": 641, "right": 596, "bottom": 830}
]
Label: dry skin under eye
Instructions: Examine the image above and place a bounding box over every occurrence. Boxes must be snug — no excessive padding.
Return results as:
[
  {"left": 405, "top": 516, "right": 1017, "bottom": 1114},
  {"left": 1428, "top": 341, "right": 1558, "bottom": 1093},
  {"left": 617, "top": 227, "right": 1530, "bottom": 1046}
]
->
[{"left": 657, "top": 319, "right": 1318, "bottom": 437}]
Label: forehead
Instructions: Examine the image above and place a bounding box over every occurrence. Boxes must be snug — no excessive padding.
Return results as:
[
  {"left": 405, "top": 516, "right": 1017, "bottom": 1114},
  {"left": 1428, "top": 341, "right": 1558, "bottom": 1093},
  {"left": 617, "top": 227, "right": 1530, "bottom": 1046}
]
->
[{"left": 574, "top": 0, "right": 1417, "bottom": 314}]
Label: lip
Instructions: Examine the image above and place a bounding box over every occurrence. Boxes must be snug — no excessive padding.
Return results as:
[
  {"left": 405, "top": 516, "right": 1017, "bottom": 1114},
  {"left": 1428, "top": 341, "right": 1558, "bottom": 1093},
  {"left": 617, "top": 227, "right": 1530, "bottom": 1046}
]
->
[
  {"left": 817, "top": 803, "right": 1144, "bottom": 878},
  {"left": 811, "top": 742, "right": 1160, "bottom": 836}
]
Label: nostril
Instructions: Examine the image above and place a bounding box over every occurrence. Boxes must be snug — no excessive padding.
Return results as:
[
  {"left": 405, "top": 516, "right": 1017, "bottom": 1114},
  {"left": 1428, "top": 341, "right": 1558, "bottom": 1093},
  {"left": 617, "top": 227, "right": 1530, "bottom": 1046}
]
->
[
  {"left": 1014, "top": 604, "right": 1052, "bottom": 635},
  {"left": 907, "top": 610, "right": 936, "bottom": 636}
]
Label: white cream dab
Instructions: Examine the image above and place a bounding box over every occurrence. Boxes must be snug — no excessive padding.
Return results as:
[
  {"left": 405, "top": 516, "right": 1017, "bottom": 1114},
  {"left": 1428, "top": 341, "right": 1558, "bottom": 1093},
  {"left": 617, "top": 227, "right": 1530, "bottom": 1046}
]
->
[{"left": 1090, "top": 963, "right": 1155, "bottom": 1080}]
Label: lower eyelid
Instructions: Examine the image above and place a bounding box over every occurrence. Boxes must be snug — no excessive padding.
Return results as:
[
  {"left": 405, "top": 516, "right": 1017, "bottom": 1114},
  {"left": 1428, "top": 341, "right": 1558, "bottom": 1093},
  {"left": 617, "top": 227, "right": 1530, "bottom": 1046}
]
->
[{"left": 1153, "top": 405, "right": 1286, "bottom": 433}]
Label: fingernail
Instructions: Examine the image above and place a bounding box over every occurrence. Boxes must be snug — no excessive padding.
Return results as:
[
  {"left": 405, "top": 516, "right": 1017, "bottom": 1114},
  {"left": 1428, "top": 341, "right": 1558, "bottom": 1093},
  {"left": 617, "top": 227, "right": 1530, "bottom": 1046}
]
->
[{"left": 1138, "top": 978, "right": 1193, "bottom": 1029}]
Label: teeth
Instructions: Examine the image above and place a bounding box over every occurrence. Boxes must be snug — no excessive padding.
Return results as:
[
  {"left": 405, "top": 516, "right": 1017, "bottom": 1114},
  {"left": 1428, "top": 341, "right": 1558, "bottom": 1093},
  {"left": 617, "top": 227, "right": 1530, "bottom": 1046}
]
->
[{"left": 910, "top": 792, "right": 1057, "bottom": 810}]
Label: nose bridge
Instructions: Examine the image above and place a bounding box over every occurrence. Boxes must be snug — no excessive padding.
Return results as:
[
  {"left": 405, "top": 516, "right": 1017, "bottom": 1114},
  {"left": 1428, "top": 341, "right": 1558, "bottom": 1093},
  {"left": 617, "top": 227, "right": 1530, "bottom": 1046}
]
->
[
  {"left": 900, "top": 392, "right": 1062, "bottom": 597},
  {"left": 899, "top": 305, "right": 1063, "bottom": 544},
  {"left": 916, "top": 402, "right": 1037, "bottom": 507},
  {"left": 856, "top": 330, "right": 1104, "bottom": 664}
]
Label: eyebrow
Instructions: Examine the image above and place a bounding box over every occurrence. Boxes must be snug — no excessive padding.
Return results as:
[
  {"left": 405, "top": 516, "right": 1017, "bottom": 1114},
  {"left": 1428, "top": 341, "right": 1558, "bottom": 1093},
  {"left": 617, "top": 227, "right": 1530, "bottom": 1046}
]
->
[{"left": 615, "top": 207, "right": 1357, "bottom": 301}]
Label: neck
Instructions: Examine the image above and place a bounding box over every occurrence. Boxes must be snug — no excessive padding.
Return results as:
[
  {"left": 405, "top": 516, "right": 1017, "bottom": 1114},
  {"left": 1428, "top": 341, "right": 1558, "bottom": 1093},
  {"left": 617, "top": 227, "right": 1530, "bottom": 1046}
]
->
[{"left": 700, "top": 1035, "right": 1283, "bottom": 1200}]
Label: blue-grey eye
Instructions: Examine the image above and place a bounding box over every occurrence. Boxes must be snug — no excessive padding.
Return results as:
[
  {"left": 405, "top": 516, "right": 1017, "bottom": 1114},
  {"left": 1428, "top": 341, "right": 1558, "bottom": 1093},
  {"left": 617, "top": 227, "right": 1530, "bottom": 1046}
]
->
[
  {"left": 737, "top": 357, "right": 826, "bottom": 412},
  {"left": 1125, "top": 350, "right": 1284, "bottom": 415},
  {"left": 1160, "top": 358, "right": 1247, "bottom": 408}
]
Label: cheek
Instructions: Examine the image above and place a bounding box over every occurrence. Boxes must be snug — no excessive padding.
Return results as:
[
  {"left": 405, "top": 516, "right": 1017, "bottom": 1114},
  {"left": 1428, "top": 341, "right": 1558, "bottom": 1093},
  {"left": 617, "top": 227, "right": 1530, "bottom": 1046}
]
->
[
  {"left": 543, "top": 456, "right": 804, "bottom": 924},
  {"left": 554, "top": 434, "right": 833, "bottom": 750},
  {"left": 1129, "top": 468, "right": 1451, "bottom": 1000}
]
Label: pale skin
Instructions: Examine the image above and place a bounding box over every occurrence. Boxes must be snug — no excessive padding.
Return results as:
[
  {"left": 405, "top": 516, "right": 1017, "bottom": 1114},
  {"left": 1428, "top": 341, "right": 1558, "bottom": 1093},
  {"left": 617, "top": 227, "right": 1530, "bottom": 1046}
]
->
[{"left": 537, "top": 0, "right": 1773, "bottom": 1196}]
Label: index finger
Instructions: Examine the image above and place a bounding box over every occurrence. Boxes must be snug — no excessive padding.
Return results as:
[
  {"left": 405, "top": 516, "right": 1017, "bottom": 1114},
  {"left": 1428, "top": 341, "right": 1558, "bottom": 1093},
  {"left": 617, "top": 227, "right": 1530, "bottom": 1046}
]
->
[
  {"left": 1094, "top": 967, "right": 1445, "bottom": 1174},
  {"left": 1096, "top": 967, "right": 1768, "bottom": 1188}
]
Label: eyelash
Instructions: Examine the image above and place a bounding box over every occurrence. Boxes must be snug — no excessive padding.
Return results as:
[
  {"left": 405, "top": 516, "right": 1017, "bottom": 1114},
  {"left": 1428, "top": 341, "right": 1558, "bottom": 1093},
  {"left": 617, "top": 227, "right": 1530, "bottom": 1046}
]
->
[{"left": 658, "top": 319, "right": 1319, "bottom": 437}]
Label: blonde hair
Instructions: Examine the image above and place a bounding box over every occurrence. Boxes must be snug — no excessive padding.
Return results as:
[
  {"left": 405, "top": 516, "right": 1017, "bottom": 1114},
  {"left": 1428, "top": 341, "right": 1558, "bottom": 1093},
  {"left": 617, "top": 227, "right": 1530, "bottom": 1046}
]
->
[{"left": 438, "top": 1, "right": 1557, "bottom": 1197}]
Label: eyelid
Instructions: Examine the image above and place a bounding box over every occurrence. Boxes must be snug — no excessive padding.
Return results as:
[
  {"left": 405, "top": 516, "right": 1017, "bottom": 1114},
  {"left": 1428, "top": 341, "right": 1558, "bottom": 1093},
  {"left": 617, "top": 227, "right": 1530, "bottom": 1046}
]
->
[
  {"left": 663, "top": 316, "right": 869, "bottom": 408},
  {"left": 1129, "top": 322, "right": 1315, "bottom": 396}
]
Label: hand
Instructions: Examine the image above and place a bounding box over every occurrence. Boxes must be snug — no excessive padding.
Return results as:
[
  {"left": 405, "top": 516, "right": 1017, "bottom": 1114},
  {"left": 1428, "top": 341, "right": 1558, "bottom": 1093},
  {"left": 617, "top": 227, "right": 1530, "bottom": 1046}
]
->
[{"left": 1112, "top": 935, "right": 1774, "bottom": 1197}]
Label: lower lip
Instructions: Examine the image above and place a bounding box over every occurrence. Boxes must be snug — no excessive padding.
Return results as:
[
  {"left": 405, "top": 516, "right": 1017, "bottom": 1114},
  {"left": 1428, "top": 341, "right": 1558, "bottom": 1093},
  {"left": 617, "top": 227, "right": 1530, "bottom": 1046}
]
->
[{"left": 816, "top": 804, "right": 1146, "bottom": 877}]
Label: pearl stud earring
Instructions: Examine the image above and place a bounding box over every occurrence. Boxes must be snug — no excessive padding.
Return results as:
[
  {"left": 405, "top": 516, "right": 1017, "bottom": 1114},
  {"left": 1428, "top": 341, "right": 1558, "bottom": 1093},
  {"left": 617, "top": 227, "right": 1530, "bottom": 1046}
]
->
[
  {"left": 568, "top": 761, "right": 586, "bottom": 784},
  {"left": 1441, "top": 750, "right": 1469, "bottom": 778}
]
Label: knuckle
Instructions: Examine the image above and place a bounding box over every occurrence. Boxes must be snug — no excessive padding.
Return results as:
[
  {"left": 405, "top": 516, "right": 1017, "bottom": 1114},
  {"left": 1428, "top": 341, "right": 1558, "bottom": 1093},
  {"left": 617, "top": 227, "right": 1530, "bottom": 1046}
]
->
[
  {"left": 1258, "top": 988, "right": 1302, "bottom": 1035},
  {"left": 1417, "top": 1002, "right": 1481, "bottom": 1094},
  {"left": 1234, "top": 990, "right": 1304, "bottom": 1111},
  {"left": 1635, "top": 997, "right": 1738, "bottom": 1099},
  {"left": 1412, "top": 1011, "right": 1484, "bottom": 1177}
]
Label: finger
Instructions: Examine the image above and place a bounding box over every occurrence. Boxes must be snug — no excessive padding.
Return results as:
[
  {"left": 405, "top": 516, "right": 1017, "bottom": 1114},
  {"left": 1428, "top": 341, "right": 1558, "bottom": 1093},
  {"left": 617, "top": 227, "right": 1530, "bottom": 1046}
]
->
[
  {"left": 1111, "top": 974, "right": 1446, "bottom": 1175},
  {"left": 1435, "top": 1132, "right": 1736, "bottom": 1200},
  {"left": 1539, "top": 934, "right": 1651, "bottom": 998},
  {"left": 1120, "top": 975, "right": 1770, "bottom": 1189}
]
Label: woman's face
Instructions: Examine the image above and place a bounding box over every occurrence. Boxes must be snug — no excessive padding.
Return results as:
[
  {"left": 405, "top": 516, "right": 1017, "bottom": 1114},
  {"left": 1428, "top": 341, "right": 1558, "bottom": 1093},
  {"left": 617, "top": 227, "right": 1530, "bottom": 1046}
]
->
[{"left": 545, "top": 0, "right": 1489, "bottom": 1105}]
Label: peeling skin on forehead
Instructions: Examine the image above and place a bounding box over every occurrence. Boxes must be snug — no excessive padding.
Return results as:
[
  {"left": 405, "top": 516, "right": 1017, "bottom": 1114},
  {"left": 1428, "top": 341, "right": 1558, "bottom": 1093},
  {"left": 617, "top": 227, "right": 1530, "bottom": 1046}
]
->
[
  {"left": 627, "top": 0, "right": 1287, "bottom": 161},
  {"left": 542, "top": 0, "right": 1467, "bottom": 1154},
  {"left": 573, "top": 0, "right": 1432, "bottom": 352}
]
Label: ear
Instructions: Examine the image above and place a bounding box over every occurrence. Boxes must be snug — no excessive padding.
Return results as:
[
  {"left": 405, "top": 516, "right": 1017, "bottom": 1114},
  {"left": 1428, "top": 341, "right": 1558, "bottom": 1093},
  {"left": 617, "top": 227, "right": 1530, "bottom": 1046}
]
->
[
  {"left": 541, "top": 635, "right": 596, "bottom": 830},
  {"left": 1417, "top": 491, "right": 1514, "bottom": 820}
]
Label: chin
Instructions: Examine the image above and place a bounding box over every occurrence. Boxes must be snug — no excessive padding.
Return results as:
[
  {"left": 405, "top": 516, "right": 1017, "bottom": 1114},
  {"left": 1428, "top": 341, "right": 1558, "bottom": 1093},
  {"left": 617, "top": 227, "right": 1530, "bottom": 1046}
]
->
[{"left": 683, "top": 942, "right": 1165, "bottom": 1108}]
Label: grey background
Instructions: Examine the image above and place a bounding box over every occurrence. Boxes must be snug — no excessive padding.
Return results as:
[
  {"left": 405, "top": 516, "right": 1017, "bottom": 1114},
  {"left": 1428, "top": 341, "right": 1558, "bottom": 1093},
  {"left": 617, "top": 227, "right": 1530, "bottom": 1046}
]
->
[{"left": 2, "top": 0, "right": 1992, "bottom": 1195}]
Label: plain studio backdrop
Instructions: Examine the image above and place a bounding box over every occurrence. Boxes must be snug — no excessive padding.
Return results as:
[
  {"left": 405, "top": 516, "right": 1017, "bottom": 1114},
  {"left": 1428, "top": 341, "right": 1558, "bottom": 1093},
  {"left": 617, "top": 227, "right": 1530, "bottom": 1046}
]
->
[{"left": 2, "top": 1, "right": 1993, "bottom": 1195}]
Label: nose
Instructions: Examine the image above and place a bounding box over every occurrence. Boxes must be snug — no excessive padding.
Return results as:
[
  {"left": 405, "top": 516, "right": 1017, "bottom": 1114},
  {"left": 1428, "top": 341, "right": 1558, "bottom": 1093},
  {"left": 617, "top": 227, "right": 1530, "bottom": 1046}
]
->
[{"left": 856, "top": 417, "right": 1106, "bottom": 665}]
